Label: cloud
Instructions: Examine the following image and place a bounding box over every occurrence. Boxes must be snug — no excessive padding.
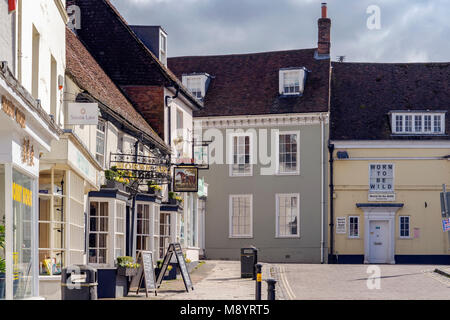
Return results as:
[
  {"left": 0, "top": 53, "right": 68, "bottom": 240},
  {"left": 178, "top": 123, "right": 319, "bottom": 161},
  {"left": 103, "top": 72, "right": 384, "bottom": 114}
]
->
[{"left": 110, "top": 0, "right": 450, "bottom": 62}]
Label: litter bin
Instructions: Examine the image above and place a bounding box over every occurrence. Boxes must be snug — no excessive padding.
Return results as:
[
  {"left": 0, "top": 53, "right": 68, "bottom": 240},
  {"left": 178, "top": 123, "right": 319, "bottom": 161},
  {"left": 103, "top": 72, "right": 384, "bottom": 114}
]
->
[
  {"left": 241, "top": 247, "right": 258, "bottom": 279},
  {"left": 61, "top": 265, "right": 98, "bottom": 300}
]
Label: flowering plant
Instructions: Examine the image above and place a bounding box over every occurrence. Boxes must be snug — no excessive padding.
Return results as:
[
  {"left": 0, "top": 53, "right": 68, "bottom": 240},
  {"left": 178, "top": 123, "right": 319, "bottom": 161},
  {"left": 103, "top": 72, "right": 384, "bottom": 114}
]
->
[{"left": 117, "top": 256, "right": 140, "bottom": 269}]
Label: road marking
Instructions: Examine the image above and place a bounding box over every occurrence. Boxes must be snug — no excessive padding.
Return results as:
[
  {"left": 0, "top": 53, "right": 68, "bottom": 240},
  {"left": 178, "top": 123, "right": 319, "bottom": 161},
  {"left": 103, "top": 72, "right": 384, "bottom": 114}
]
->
[
  {"left": 278, "top": 265, "right": 296, "bottom": 300},
  {"left": 422, "top": 269, "right": 450, "bottom": 287}
]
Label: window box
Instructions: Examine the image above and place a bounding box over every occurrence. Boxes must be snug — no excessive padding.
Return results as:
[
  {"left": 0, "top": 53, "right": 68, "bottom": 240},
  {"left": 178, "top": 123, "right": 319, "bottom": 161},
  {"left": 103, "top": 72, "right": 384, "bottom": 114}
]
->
[
  {"left": 105, "top": 179, "right": 126, "bottom": 191},
  {"left": 117, "top": 266, "right": 138, "bottom": 277}
]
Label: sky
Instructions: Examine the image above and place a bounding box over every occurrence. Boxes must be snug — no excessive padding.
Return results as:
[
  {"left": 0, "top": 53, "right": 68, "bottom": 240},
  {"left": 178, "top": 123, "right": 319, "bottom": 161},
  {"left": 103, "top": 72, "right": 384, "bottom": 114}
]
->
[{"left": 109, "top": 0, "right": 450, "bottom": 63}]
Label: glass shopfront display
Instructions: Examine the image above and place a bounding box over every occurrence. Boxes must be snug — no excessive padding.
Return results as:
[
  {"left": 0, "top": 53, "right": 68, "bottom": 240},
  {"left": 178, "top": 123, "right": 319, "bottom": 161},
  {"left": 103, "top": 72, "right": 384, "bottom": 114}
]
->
[
  {"left": 12, "top": 169, "right": 35, "bottom": 299},
  {"left": 0, "top": 165, "right": 5, "bottom": 300}
]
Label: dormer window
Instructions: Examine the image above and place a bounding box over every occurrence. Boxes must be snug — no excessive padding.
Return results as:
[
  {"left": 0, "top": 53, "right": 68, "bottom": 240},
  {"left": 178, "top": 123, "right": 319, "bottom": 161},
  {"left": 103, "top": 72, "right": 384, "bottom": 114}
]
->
[
  {"left": 159, "top": 31, "right": 167, "bottom": 66},
  {"left": 391, "top": 112, "right": 446, "bottom": 135},
  {"left": 279, "top": 68, "right": 306, "bottom": 96},
  {"left": 186, "top": 76, "right": 202, "bottom": 99},
  {"left": 182, "top": 73, "right": 211, "bottom": 100}
]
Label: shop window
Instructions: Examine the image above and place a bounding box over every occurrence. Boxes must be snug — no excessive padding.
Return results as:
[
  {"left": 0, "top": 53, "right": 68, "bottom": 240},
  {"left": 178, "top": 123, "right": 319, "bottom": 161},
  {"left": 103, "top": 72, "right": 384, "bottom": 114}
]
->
[
  {"left": 153, "top": 206, "right": 160, "bottom": 260},
  {"left": 276, "top": 194, "right": 300, "bottom": 237},
  {"left": 38, "top": 169, "right": 66, "bottom": 276},
  {"left": 229, "top": 195, "right": 253, "bottom": 238},
  {"left": 89, "top": 201, "right": 108, "bottom": 264},
  {"left": 136, "top": 204, "right": 151, "bottom": 253},
  {"left": 115, "top": 202, "right": 126, "bottom": 259},
  {"left": 12, "top": 169, "right": 34, "bottom": 298},
  {"left": 160, "top": 212, "right": 171, "bottom": 257}
]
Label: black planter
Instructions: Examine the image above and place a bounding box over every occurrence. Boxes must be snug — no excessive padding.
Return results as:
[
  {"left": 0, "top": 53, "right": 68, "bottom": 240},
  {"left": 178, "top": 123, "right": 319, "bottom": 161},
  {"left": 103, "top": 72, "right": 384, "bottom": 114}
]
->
[
  {"left": 155, "top": 264, "right": 177, "bottom": 280},
  {"left": 105, "top": 180, "right": 125, "bottom": 191},
  {"left": 0, "top": 273, "right": 5, "bottom": 299},
  {"left": 117, "top": 266, "right": 138, "bottom": 277}
]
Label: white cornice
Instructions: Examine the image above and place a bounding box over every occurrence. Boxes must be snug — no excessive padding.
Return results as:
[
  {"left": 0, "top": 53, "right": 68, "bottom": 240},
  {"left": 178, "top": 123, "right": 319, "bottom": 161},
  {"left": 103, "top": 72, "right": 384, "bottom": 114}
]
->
[
  {"left": 332, "top": 140, "right": 450, "bottom": 149},
  {"left": 194, "top": 112, "right": 329, "bottom": 129}
]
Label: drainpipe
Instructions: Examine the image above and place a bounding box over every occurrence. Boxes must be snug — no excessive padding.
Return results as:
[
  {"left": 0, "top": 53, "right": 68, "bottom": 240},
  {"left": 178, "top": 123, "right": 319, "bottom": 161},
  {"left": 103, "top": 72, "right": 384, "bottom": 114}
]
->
[
  {"left": 328, "top": 142, "right": 335, "bottom": 263},
  {"left": 320, "top": 115, "right": 325, "bottom": 264},
  {"left": 165, "top": 84, "right": 179, "bottom": 192}
]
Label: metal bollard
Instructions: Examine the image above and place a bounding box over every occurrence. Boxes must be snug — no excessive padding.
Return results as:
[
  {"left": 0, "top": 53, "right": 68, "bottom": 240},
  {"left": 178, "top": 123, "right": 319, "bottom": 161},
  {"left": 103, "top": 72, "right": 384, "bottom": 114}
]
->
[
  {"left": 255, "top": 264, "right": 262, "bottom": 300},
  {"left": 266, "top": 279, "right": 277, "bottom": 300}
]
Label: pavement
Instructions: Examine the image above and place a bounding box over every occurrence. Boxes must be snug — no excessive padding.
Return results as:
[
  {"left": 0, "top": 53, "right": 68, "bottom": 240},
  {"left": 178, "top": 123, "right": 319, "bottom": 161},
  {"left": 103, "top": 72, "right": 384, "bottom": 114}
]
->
[
  {"left": 120, "top": 260, "right": 273, "bottom": 300},
  {"left": 116, "top": 261, "right": 450, "bottom": 300}
]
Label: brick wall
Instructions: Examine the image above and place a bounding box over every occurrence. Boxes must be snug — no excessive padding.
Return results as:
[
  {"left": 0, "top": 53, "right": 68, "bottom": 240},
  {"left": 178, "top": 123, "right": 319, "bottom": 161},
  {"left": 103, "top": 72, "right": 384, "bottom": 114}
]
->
[{"left": 121, "top": 86, "right": 165, "bottom": 138}]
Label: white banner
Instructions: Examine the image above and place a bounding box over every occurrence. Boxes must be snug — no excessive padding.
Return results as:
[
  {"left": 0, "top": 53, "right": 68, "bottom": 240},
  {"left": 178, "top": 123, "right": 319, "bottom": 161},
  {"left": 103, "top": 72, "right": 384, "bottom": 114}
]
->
[{"left": 67, "top": 103, "right": 98, "bottom": 125}]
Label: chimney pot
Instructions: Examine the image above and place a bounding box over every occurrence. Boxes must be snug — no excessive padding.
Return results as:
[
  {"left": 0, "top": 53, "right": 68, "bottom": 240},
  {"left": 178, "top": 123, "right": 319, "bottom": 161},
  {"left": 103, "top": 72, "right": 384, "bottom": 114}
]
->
[{"left": 321, "top": 3, "right": 327, "bottom": 18}]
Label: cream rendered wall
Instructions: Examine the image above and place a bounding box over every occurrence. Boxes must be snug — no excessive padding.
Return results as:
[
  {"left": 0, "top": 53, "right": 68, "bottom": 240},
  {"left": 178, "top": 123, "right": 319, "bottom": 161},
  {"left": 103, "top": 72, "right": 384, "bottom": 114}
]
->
[
  {"left": 332, "top": 147, "right": 450, "bottom": 256},
  {"left": 18, "top": 0, "right": 66, "bottom": 125}
]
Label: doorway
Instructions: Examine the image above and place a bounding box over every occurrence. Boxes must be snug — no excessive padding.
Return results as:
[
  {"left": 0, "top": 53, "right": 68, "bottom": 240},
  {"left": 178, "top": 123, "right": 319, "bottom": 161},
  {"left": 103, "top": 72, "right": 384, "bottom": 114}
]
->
[{"left": 368, "top": 220, "right": 389, "bottom": 263}]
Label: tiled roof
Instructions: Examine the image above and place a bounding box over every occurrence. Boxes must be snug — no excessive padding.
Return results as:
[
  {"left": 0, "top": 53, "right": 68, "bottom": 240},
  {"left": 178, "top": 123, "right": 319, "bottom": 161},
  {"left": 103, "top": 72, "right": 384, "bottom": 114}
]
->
[
  {"left": 168, "top": 49, "right": 330, "bottom": 117},
  {"left": 330, "top": 62, "right": 450, "bottom": 140},
  {"left": 66, "top": 0, "right": 202, "bottom": 111},
  {"left": 66, "top": 28, "right": 170, "bottom": 152}
]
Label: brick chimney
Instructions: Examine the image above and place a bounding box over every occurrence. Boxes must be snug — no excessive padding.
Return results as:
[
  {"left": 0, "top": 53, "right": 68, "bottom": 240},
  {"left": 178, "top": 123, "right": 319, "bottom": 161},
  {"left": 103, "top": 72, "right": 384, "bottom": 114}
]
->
[{"left": 317, "top": 3, "right": 331, "bottom": 57}]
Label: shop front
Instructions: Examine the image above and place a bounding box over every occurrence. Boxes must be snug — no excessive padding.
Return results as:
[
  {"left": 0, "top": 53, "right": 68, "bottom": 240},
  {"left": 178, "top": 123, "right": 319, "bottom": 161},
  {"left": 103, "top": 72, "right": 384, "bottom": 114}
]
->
[
  {"left": 0, "top": 66, "right": 60, "bottom": 299},
  {"left": 38, "top": 131, "right": 102, "bottom": 299}
]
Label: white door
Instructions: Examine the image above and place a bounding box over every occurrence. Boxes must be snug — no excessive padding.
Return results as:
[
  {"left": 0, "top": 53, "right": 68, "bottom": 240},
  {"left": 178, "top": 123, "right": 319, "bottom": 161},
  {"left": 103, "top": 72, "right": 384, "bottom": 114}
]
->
[{"left": 369, "top": 220, "right": 389, "bottom": 263}]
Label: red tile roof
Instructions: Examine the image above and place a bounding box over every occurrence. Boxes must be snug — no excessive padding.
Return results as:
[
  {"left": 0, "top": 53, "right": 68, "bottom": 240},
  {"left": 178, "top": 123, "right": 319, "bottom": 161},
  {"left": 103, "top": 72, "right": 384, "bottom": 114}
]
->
[
  {"left": 330, "top": 62, "right": 450, "bottom": 140},
  {"left": 66, "top": 28, "right": 170, "bottom": 152},
  {"left": 168, "top": 49, "right": 330, "bottom": 117}
]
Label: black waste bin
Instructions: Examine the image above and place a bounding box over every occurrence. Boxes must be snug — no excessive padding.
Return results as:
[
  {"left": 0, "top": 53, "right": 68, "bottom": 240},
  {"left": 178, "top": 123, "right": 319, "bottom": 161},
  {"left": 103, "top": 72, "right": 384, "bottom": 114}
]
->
[
  {"left": 61, "top": 265, "right": 98, "bottom": 300},
  {"left": 241, "top": 247, "right": 258, "bottom": 279}
]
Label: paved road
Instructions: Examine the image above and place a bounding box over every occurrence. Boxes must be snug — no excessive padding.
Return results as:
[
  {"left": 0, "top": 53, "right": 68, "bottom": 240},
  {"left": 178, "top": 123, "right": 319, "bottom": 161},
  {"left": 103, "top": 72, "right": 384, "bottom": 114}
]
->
[{"left": 274, "top": 264, "right": 450, "bottom": 300}]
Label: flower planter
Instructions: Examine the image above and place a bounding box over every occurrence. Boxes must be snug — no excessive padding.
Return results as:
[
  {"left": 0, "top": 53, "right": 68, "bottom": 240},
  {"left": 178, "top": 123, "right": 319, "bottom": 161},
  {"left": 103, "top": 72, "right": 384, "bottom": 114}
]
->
[
  {"left": 0, "top": 273, "right": 5, "bottom": 299},
  {"left": 105, "top": 180, "right": 125, "bottom": 191},
  {"left": 155, "top": 264, "right": 177, "bottom": 280},
  {"left": 117, "top": 266, "right": 138, "bottom": 277}
]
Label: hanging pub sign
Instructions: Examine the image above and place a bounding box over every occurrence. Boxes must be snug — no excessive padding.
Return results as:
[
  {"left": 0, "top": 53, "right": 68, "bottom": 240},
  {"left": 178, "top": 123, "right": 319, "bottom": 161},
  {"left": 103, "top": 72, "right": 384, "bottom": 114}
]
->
[
  {"left": 109, "top": 152, "right": 171, "bottom": 186},
  {"left": 173, "top": 166, "right": 198, "bottom": 192}
]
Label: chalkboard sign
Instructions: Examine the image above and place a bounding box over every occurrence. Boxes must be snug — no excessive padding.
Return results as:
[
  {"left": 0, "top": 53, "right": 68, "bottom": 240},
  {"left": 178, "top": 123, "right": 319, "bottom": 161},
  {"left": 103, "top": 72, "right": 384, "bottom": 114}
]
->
[
  {"left": 156, "top": 243, "right": 194, "bottom": 292},
  {"left": 129, "top": 251, "right": 157, "bottom": 297}
]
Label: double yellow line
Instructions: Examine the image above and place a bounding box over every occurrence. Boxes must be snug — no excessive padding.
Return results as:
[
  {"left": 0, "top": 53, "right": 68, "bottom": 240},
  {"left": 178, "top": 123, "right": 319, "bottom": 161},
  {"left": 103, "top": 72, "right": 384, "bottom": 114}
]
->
[{"left": 278, "top": 265, "right": 296, "bottom": 300}]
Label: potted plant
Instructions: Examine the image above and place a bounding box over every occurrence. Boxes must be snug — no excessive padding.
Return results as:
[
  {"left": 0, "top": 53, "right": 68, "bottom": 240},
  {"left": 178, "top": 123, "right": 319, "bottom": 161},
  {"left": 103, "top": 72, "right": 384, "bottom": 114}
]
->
[
  {"left": 148, "top": 184, "right": 162, "bottom": 197},
  {"left": 0, "top": 224, "right": 5, "bottom": 299},
  {"left": 104, "top": 167, "right": 130, "bottom": 190},
  {"left": 116, "top": 256, "right": 140, "bottom": 277},
  {"left": 154, "top": 260, "right": 177, "bottom": 280},
  {"left": 168, "top": 192, "right": 183, "bottom": 206}
]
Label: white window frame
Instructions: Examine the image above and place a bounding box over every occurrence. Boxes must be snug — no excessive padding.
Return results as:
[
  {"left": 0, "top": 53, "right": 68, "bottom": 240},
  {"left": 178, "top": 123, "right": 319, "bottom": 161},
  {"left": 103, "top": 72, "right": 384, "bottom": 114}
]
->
[
  {"left": 276, "top": 131, "right": 300, "bottom": 175},
  {"left": 136, "top": 202, "right": 151, "bottom": 253},
  {"left": 229, "top": 132, "right": 253, "bottom": 177},
  {"left": 391, "top": 113, "right": 445, "bottom": 135},
  {"left": 184, "top": 75, "right": 203, "bottom": 99},
  {"left": 279, "top": 68, "right": 306, "bottom": 95},
  {"left": 96, "top": 119, "right": 107, "bottom": 167},
  {"left": 369, "top": 163, "right": 395, "bottom": 193},
  {"left": 348, "top": 216, "right": 360, "bottom": 239},
  {"left": 229, "top": 194, "right": 253, "bottom": 238},
  {"left": 114, "top": 201, "right": 126, "bottom": 259},
  {"left": 275, "top": 193, "right": 300, "bottom": 238},
  {"left": 399, "top": 216, "right": 411, "bottom": 239},
  {"left": 88, "top": 200, "right": 109, "bottom": 266}
]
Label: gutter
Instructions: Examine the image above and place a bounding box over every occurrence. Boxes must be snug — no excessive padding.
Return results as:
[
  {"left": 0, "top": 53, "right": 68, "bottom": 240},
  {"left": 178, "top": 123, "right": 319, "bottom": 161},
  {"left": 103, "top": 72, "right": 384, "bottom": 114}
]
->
[
  {"left": 320, "top": 114, "right": 325, "bottom": 264},
  {"left": 328, "top": 142, "right": 335, "bottom": 264}
]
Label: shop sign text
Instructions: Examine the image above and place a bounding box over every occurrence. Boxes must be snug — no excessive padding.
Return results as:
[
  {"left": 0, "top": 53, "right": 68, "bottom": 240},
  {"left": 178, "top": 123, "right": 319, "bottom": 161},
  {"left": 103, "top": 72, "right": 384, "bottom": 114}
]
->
[
  {"left": 13, "top": 182, "right": 33, "bottom": 207},
  {"left": 2, "top": 95, "right": 26, "bottom": 128}
]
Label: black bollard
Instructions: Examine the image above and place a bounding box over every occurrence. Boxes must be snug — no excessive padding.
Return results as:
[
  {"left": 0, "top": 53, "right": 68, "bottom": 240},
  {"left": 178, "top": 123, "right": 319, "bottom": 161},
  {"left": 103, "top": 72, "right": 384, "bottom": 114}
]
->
[
  {"left": 266, "top": 279, "right": 277, "bottom": 300},
  {"left": 255, "top": 264, "right": 262, "bottom": 300}
]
